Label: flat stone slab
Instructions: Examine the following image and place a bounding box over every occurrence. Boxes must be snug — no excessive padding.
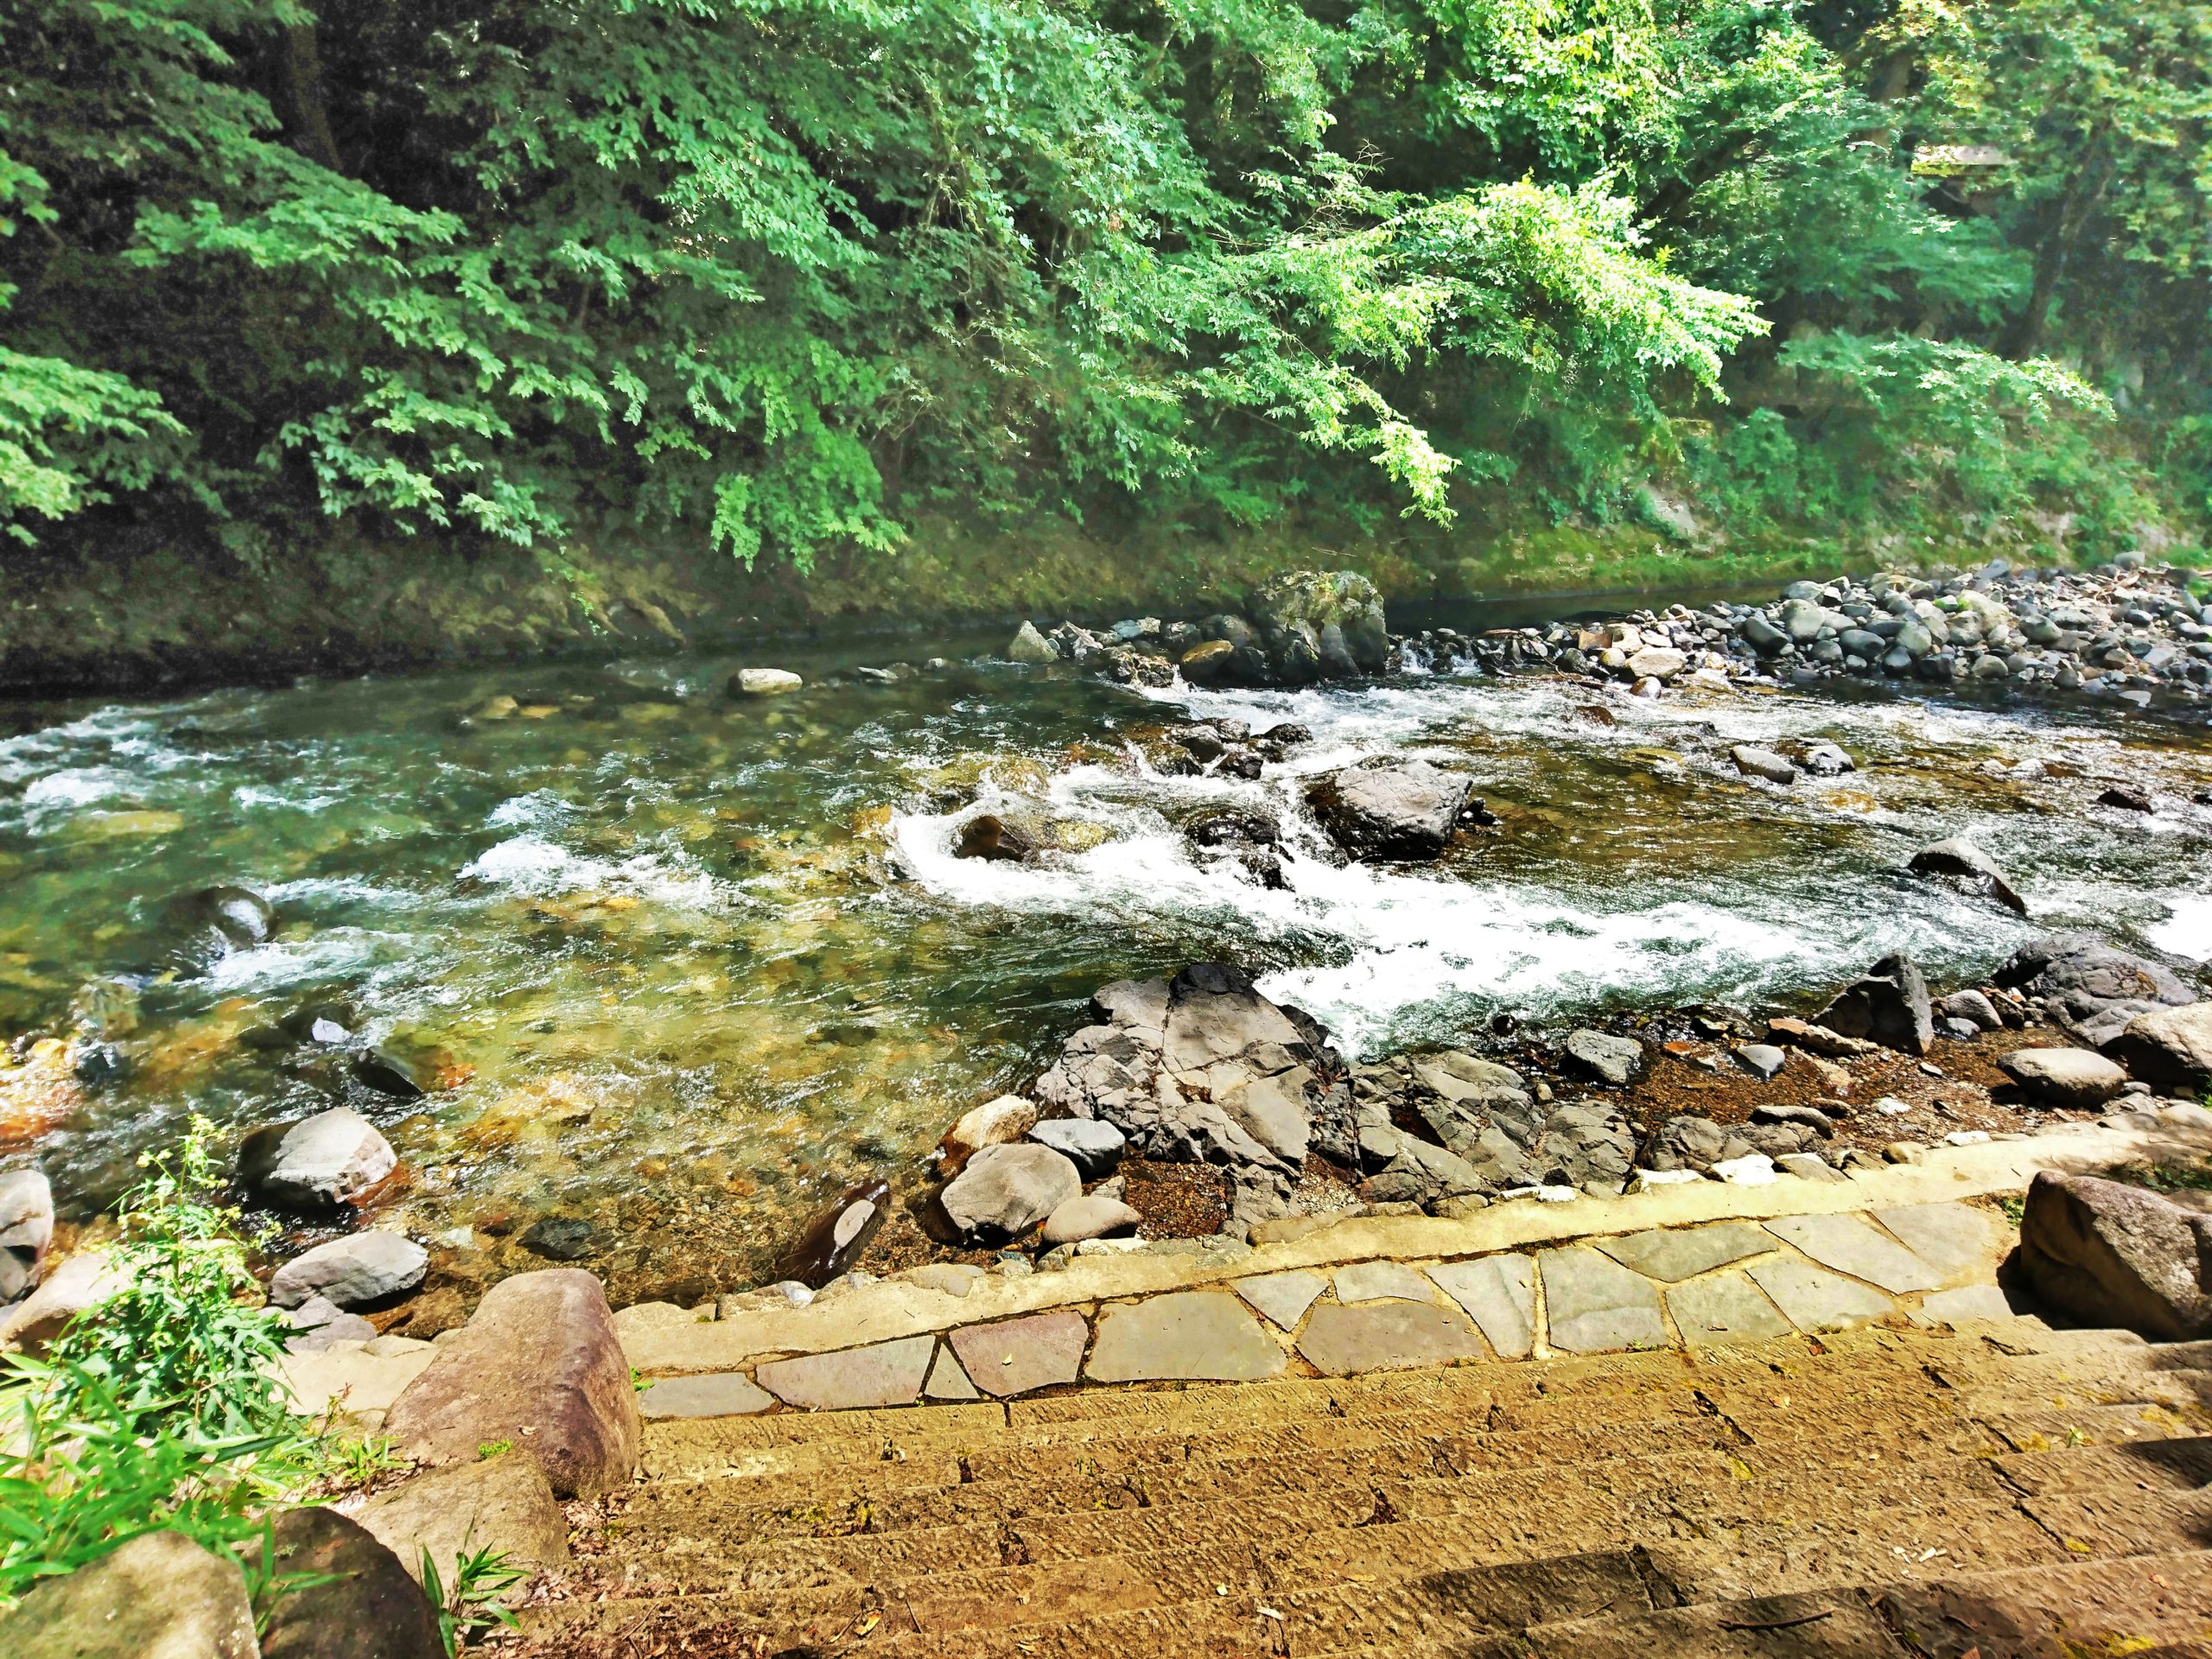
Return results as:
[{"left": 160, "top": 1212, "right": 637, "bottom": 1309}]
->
[
  {"left": 1087, "top": 1291, "right": 1287, "bottom": 1383},
  {"left": 1595, "top": 1223, "right": 1772, "bottom": 1283},
  {"left": 1911, "top": 1284, "right": 2025, "bottom": 1328},
  {"left": 924, "top": 1345, "right": 981, "bottom": 1401},
  {"left": 1764, "top": 1213, "right": 1942, "bottom": 1293},
  {"left": 1427, "top": 1255, "right": 1535, "bottom": 1359},
  {"left": 1333, "top": 1261, "right": 1436, "bottom": 1305},
  {"left": 1537, "top": 1247, "right": 1666, "bottom": 1353},
  {"left": 1872, "top": 1203, "right": 2002, "bottom": 1282},
  {"left": 1747, "top": 1258, "right": 1897, "bottom": 1333},
  {"left": 638, "top": 1371, "right": 774, "bottom": 1419},
  {"left": 949, "top": 1310, "right": 1088, "bottom": 1397},
  {"left": 1667, "top": 1271, "right": 1792, "bottom": 1345},
  {"left": 756, "top": 1335, "right": 933, "bottom": 1410},
  {"left": 1233, "top": 1270, "right": 1327, "bottom": 1331},
  {"left": 1297, "top": 1300, "right": 1485, "bottom": 1376}
]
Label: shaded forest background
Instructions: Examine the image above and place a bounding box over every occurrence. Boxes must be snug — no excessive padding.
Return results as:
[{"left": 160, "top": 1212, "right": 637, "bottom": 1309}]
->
[{"left": 2, "top": 0, "right": 2209, "bottom": 675}]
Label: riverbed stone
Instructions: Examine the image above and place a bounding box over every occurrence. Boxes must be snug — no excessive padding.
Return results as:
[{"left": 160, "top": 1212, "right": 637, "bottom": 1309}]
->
[
  {"left": 2018, "top": 1171, "right": 2212, "bottom": 1340},
  {"left": 357, "top": 1450, "right": 570, "bottom": 1588},
  {"left": 258, "top": 1507, "right": 442, "bottom": 1659},
  {"left": 1735, "top": 1043, "right": 1786, "bottom": 1081},
  {"left": 2106, "top": 1001, "right": 2212, "bottom": 1087},
  {"left": 238, "top": 1108, "right": 397, "bottom": 1211},
  {"left": 950, "top": 1310, "right": 1089, "bottom": 1396},
  {"left": 1306, "top": 759, "right": 1471, "bottom": 860},
  {"left": 1561, "top": 1029, "right": 1643, "bottom": 1086},
  {"left": 1997, "top": 934, "right": 2196, "bottom": 1047},
  {"left": 1426, "top": 1254, "right": 1535, "bottom": 1358},
  {"left": 1007, "top": 621, "right": 1059, "bottom": 664},
  {"left": 924, "top": 1345, "right": 982, "bottom": 1401},
  {"left": 1746, "top": 1258, "right": 1897, "bottom": 1332},
  {"left": 1333, "top": 1261, "right": 1437, "bottom": 1305},
  {"left": 1, "top": 1248, "right": 125, "bottom": 1352},
  {"left": 1908, "top": 838, "right": 2027, "bottom": 915},
  {"left": 1041, "top": 1194, "right": 1141, "bottom": 1245},
  {"left": 756, "top": 1334, "right": 935, "bottom": 1410},
  {"left": 0, "top": 1168, "right": 53, "bottom": 1303},
  {"left": 1233, "top": 1269, "right": 1327, "bottom": 1331},
  {"left": 731, "top": 668, "right": 802, "bottom": 695},
  {"left": 384, "top": 1268, "right": 639, "bottom": 1495},
  {"left": 1595, "top": 1223, "right": 1771, "bottom": 1283},
  {"left": 283, "top": 1295, "right": 378, "bottom": 1352},
  {"left": 1731, "top": 745, "right": 1797, "bottom": 785},
  {"left": 637, "top": 1371, "right": 775, "bottom": 1419},
  {"left": 1538, "top": 1247, "right": 1667, "bottom": 1352},
  {"left": 937, "top": 1096, "right": 1039, "bottom": 1173},
  {"left": 1668, "top": 1271, "right": 1792, "bottom": 1345},
  {"left": 12, "top": 1529, "right": 258, "bottom": 1659},
  {"left": 1814, "top": 954, "right": 1933, "bottom": 1055},
  {"left": 1999, "top": 1046, "right": 2127, "bottom": 1108},
  {"left": 268, "top": 1230, "right": 428, "bottom": 1310},
  {"left": 1027, "top": 1116, "right": 1125, "bottom": 1176},
  {"left": 1296, "top": 1299, "right": 1485, "bottom": 1376},
  {"left": 1087, "top": 1290, "right": 1286, "bottom": 1382},
  {"left": 1765, "top": 1213, "right": 1942, "bottom": 1293},
  {"left": 940, "top": 1142, "right": 1082, "bottom": 1242}
]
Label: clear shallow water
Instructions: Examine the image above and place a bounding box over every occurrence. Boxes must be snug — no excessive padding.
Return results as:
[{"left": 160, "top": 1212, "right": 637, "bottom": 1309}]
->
[{"left": 3, "top": 616, "right": 2209, "bottom": 1287}]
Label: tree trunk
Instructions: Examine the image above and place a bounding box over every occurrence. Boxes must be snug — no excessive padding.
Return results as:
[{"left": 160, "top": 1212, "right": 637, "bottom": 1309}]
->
[
  {"left": 277, "top": 22, "right": 343, "bottom": 173},
  {"left": 2002, "top": 149, "right": 2112, "bottom": 361}
]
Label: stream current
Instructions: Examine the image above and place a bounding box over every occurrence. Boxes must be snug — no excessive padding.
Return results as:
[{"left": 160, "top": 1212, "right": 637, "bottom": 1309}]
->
[{"left": 3, "top": 600, "right": 2208, "bottom": 1291}]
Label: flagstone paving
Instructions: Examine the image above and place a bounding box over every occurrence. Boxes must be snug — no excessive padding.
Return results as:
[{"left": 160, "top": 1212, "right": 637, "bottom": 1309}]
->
[
  {"left": 1427, "top": 1253, "right": 1536, "bottom": 1358},
  {"left": 614, "top": 1199, "right": 2025, "bottom": 1415},
  {"left": 754, "top": 1332, "right": 934, "bottom": 1409},
  {"left": 1596, "top": 1221, "right": 1772, "bottom": 1281},
  {"left": 1667, "top": 1269, "right": 1793, "bottom": 1346},
  {"left": 1748, "top": 1256, "right": 1901, "bottom": 1332},
  {"left": 1297, "top": 1298, "right": 1488, "bottom": 1376},
  {"left": 1332, "top": 1260, "right": 1437, "bottom": 1304},
  {"left": 1537, "top": 1246, "right": 1668, "bottom": 1353},
  {"left": 1765, "top": 1211, "right": 1945, "bottom": 1294},
  {"left": 1230, "top": 1269, "right": 1326, "bottom": 1331},
  {"left": 948, "top": 1308, "right": 1086, "bottom": 1396},
  {"left": 1087, "top": 1290, "right": 1286, "bottom": 1382}
]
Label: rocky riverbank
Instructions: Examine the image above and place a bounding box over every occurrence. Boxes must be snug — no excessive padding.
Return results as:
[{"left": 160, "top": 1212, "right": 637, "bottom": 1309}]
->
[{"left": 997, "top": 556, "right": 2212, "bottom": 711}]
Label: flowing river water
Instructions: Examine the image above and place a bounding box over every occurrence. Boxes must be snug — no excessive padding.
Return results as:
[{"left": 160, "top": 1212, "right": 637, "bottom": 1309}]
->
[{"left": 3, "top": 595, "right": 2209, "bottom": 1297}]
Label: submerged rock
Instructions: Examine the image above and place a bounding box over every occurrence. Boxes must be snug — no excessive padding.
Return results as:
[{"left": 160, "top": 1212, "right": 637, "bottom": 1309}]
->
[
  {"left": 953, "top": 813, "right": 1036, "bottom": 862},
  {"left": 772, "top": 1177, "right": 890, "bottom": 1287},
  {"left": 1908, "top": 837, "right": 2026, "bottom": 915},
  {"left": 519, "top": 1215, "right": 598, "bottom": 1261},
  {"left": 164, "top": 884, "right": 276, "bottom": 963},
  {"left": 1306, "top": 758, "right": 1473, "bottom": 861}
]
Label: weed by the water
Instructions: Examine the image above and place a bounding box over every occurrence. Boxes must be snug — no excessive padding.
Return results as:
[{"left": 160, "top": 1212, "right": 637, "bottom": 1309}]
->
[
  {"left": 2107, "top": 1158, "right": 2212, "bottom": 1196},
  {"left": 423, "top": 1537, "right": 527, "bottom": 1655}
]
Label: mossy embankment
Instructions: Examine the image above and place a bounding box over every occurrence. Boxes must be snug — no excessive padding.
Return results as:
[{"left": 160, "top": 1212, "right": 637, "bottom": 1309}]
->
[{"left": 0, "top": 509, "right": 1975, "bottom": 697}]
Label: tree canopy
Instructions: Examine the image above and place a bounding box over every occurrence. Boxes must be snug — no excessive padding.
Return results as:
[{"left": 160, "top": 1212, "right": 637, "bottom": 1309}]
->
[{"left": 2, "top": 0, "right": 2207, "bottom": 569}]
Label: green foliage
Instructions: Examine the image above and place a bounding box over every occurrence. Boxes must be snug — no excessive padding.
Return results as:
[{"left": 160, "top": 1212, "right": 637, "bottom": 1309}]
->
[
  {"left": 0, "top": 0, "right": 2204, "bottom": 572},
  {"left": 421, "top": 1537, "right": 526, "bottom": 1656},
  {"left": 0, "top": 1120, "right": 311, "bottom": 1605}
]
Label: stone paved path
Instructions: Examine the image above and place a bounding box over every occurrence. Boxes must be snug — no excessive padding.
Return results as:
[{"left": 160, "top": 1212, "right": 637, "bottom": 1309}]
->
[{"left": 636, "top": 1201, "right": 2024, "bottom": 1415}]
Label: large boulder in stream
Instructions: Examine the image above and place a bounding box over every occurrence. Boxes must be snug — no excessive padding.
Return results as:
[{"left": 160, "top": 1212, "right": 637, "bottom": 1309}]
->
[
  {"left": 1306, "top": 758, "right": 1473, "bottom": 861},
  {"left": 1249, "top": 570, "right": 1390, "bottom": 682},
  {"left": 2103, "top": 1001, "right": 2212, "bottom": 1088},
  {"left": 1032, "top": 963, "right": 1337, "bottom": 1227},
  {"left": 162, "top": 884, "right": 275, "bottom": 968},
  {"left": 1994, "top": 934, "right": 2197, "bottom": 1047},
  {"left": 1908, "top": 837, "right": 2026, "bottom": 915}
]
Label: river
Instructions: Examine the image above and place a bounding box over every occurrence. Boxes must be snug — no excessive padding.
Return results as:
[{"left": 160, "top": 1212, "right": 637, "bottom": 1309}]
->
[{"left": 3, "top": 597, "right": 2209, "bottom": 1296}]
